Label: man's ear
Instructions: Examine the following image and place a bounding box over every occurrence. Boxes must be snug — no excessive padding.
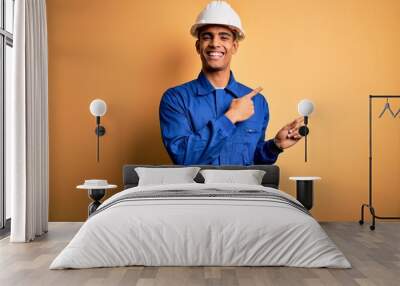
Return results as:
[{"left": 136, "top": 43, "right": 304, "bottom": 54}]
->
[
  {"left": 195, "top": 40, "right": 200, "bottom": 54},
  {"left": 231, "top": 40, "right": 239, "bottom": 55}
]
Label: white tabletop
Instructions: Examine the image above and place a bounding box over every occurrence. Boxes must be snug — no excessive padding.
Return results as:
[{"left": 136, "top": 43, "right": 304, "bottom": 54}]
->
[
  {"left": 289, "top": 176, "right": 321, "bottom": 181},
  {"left": 76, "top": 184, "right": 117, "bottom": 190}
]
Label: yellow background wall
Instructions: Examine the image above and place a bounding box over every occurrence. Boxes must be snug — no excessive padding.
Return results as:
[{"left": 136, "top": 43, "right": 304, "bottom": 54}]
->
[{"left": 47, "top": 0, "right": 400, "bottom": 221}]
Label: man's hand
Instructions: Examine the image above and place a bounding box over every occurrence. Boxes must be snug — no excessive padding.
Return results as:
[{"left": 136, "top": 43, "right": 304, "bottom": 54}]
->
[
  {"left": 274, "top": 117, "right": 305, "bottom": 149},
  {"left": 225, "top": 87, "right": 263, "bottom": 124}
]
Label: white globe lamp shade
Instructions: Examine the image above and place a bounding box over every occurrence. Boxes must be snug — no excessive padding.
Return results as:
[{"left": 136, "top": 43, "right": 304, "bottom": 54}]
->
[
  {"left": 90, "top": 99, "right": 107, "bottom": 117},
  {"left": 298, "top": 99, "right": 314, "bottom": 116}
]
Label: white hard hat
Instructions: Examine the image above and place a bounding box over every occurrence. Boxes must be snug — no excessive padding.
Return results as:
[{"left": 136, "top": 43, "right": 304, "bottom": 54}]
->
[{"left": 190, "top": 0, "right": 245, "bottom": 41}]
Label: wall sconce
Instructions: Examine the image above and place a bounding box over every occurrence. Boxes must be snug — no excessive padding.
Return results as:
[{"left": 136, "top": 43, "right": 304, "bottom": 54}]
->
[
  {"left": 89, "top": 99, "right": 107, "bottom": 162},
  {"left": 297, "top": 99, "right": 314, "bottom": 162}
]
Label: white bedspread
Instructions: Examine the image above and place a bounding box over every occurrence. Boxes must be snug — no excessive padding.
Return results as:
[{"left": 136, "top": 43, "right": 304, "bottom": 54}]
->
[{"left": 50, "top": 183, "right": 351, "bottom": 269}]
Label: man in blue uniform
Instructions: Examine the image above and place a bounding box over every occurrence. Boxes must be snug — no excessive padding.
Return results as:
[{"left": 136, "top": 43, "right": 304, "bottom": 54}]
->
[{"left": 159, "top": 1, "right": 304, "bottom": 165}]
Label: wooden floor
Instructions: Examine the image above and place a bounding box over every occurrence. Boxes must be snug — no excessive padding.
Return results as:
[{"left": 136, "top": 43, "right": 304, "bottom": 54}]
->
[{"left": 0, "top": 222, "right": 399, "bottom": 286}]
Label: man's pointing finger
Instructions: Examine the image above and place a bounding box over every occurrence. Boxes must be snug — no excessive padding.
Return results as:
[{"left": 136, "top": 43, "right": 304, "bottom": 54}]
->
[{"left": 244, "top": 87, "right": 263, "bottom": 99}]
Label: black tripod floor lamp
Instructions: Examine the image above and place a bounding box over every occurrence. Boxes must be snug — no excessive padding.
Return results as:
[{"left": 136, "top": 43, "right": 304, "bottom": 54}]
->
[{"left": 359, "top": 95, "right": 400, "bottom": 230}]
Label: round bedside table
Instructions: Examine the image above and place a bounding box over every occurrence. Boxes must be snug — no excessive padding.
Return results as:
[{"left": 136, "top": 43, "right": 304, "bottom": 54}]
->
[
  {"left": 289, "top": 176, "right": 321, "bottom": 210},
  {"left": 77, "top": 180, "right": 117, "bottom": 216}
]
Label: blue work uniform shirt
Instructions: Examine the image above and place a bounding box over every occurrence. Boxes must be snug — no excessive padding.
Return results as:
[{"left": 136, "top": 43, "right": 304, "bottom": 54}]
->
[{"left": 159, "top": 71, "right": 283, "bottom": 166}]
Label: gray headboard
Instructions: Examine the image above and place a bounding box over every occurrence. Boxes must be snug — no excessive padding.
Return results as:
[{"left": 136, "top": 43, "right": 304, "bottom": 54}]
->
[{"left": 123, "top": 165, "right": 280, "bottom": 189}]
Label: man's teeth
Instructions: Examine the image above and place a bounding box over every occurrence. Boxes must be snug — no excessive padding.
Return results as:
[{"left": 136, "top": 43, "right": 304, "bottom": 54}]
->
[{"left": 208, "top": 52, "right": 223, "bottom": 58}]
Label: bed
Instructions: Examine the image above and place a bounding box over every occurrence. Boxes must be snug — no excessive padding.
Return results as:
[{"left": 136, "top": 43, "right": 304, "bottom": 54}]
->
[{"left": 50, "top": 165, "right": 351, "bottom": 269}]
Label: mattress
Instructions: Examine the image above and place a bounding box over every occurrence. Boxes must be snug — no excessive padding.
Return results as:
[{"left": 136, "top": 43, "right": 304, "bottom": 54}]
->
[{"left": 50, "top": 183, "right": 351, "bottom": 269}]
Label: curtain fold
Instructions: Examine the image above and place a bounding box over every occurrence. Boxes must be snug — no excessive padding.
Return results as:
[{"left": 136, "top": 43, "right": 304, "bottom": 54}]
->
[{"left": 9, "top": 0, "right": 49, "bottom": 242}]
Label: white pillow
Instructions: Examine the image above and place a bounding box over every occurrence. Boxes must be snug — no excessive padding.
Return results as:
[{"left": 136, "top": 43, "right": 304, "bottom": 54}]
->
[
  {"left": 135, "top": 167, "right": 201, "bottom": 186},
  {"left": 200, "top": 169, "right": 266, "bottom": 185}
]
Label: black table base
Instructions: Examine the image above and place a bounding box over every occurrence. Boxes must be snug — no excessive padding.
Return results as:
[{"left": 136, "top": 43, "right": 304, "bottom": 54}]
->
[
  {"left": 296, "top": 180, "right": 314, "bottom": 210},
  {"left": 88, "top": 189, "right": 105, "bottom": 216}
]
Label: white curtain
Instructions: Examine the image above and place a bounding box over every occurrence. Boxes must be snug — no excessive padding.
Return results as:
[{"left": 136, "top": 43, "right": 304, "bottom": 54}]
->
[{"left": 9, "top": 0, "right": 49, "bottom": 242}]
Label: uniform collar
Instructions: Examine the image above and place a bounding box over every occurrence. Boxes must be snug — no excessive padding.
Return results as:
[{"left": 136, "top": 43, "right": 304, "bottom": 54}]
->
[{"left": 196, "top": 70, "right": 242, "bottom": 98}]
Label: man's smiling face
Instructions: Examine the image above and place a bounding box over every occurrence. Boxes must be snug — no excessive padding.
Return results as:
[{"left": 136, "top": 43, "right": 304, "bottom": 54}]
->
[{"left": 196, "top": 25, "right": 239, "bottom": 72}]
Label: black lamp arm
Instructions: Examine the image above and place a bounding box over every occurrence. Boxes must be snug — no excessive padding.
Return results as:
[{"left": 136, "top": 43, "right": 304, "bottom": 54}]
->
[
  {"left": 299, "top": 116, "right": 309, "bottom": 137},
  {"left": 298, "top": 116, "right": 310, "bottom": 162},
  {"left": 95, "top": 116, "right": 106, "bottom": 136},
  {"left": 94, "top": 116, "right": 106, "bottom": 162}
]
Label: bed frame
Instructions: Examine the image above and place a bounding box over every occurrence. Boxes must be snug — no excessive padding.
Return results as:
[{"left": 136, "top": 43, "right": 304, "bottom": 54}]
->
[{"left": 122, "top": 165, "right": 280, "bottom": 189}]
